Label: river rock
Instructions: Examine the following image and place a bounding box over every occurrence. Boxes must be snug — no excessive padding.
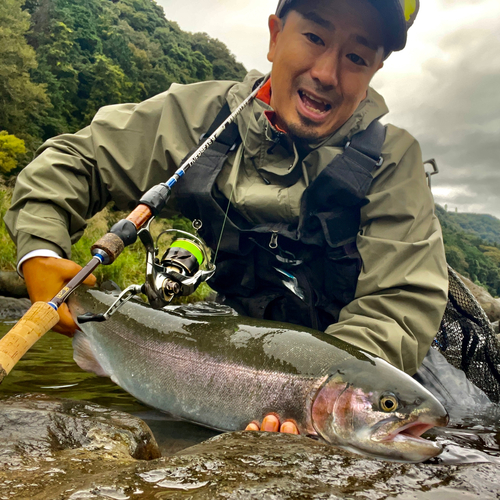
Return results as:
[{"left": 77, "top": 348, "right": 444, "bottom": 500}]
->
[
  {"left": 457, "top": 273, "right": 500, "bottom": 322},
  {"left": 1, "top": 403, "right": 499, "bottom": 500},
  {"left": 0, "top": 271, "right": 28, "bottom": 299},
  {"left": 0, "top": 296, "right": 31, "bottom": 320},
  {"left": 0, "top": 394, "right": 161, "bottom": 468}
]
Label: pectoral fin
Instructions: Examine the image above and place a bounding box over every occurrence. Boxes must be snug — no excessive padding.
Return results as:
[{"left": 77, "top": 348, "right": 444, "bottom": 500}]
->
[{"left": 73, "top": 332, "right": 110, "bottom": 378}]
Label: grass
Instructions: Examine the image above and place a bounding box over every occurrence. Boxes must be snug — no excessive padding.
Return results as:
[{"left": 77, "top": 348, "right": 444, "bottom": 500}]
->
[{"left": 0, "top": 183, "right": 212, "bottom": 303}]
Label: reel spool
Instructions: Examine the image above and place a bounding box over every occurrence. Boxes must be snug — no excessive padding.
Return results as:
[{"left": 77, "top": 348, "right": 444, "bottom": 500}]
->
[{"left": 78, "top": 224, "right": 215, "bottom": 324}]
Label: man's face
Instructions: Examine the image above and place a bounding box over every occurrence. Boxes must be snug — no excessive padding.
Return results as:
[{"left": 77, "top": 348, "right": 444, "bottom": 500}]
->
[{"left": 268, "top": 0, "right": 385, "bottom": 141}]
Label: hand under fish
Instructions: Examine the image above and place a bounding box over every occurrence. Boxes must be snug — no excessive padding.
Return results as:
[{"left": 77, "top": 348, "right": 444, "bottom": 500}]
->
[{"left": 245, "top": 414, "right": 299, "bottom": 434}]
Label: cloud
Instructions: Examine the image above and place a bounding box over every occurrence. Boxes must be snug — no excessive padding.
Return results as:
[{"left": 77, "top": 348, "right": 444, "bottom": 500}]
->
[{"left": 373, "top": 0, "right": 500, "bottom": 216}]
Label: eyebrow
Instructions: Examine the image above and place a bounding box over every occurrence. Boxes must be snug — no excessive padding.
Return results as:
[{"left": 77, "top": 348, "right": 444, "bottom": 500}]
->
[
  {"left": 355, "top": 35, "right": 379, "bottom": 52},
  {"left": 302, "top": 11, "right": 334, "bottom": 31},
  {"left": 301, "top": 11, "right": 381, "bottom": 53}
]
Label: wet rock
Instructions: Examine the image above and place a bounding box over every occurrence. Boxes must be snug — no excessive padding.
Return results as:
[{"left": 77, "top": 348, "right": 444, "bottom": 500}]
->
[
  {"left": 457, "top": 273, "right": 500, "bottom": 322},
  {"left": 0, "top": 296, "right": 31, "bottom": 320},
  {"left": 0, "top": 272, "right": 28, "bottom": 299},
  {"left": 0, "top": 394, "right": 161, "bottom": 467},
  {"left": 1, "top": 423, "right": 500, "bottom": 499}
]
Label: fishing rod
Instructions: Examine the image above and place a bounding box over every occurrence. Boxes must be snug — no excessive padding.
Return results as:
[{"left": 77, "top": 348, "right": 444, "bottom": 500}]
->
[{"left": 0, "top": 77, "right": 268, "bottom": 384}]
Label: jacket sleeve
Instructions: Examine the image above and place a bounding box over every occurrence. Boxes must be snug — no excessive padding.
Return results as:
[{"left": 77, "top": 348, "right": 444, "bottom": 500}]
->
[
  {"left": 4, "top": 81, "right": 233, "bottom": 263},
  {"left": 324, "top": 125, "right": 449, "bottom": 375}
]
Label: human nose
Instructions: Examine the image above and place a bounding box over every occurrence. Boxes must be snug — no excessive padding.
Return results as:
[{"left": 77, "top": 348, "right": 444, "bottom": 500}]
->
[{"left": 309, "top": 50, "right": 339, "bottom": 90}]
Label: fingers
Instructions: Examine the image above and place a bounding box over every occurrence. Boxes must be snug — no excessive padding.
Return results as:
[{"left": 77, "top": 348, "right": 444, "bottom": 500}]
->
[
  {"left": 53, "top": 303, "right": 77, "bottom": 338},
  {"left": 280, "top": 420, "right": 299, "bottom": 434},
  {"left": 22, "top": 256, "right": 97, "bottom": 337},
  {"left": 261, "top": 414, "right": 280, "bottom": 432},
  {"left": 244, "top": 414, "right": 299, "bottom": 434},
  {"left": 83, "top": 273, "right": 97, "bottom": 287},
  {"left": 245, "top": 421, "right": 260, "bottom": 431}
]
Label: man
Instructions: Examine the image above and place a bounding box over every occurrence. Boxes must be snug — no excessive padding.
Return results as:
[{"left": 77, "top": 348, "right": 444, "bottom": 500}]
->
[{"left": 4, "top": 0, "right": 448, "bottom": 434}]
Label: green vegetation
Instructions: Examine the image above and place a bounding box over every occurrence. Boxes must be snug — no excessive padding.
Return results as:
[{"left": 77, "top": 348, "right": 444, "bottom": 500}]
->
[
  {"left": 438, "top": 209, "right": 500, "bottom": 245},
  {"left": 436, "top": 205, "right": 500, "bottom": 297},
  {"left": 0, "top": 132, "right": 26, "bottom": 174},
  {"left": 0, "top": 0, "right": 246, "bottom": 165},
  {"left": 0, "top": 0, "right": 244, "bottom": 300}
]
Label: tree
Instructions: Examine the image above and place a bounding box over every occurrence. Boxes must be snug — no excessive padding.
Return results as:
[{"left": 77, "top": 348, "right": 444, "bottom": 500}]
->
[
  {"left": 0, "top": 0, "right": 49, "bottom": 141},
  {"left": 0, "top": 131, "right": 26, "bottom": 173}
]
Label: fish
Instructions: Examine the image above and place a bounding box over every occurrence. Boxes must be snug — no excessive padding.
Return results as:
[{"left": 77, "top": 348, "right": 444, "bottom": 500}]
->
[{"left": 69, "top": 287, "right": 449, "bottom": 463}]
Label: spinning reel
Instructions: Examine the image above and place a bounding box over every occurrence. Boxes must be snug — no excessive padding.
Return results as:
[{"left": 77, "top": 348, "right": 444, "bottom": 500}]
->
[{"left": 78, "top": 219, "right": 215, "bottom": 324}]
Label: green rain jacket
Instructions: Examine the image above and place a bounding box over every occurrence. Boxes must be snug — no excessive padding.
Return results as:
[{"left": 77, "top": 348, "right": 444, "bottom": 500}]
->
[{"left": 4, "top": 71, "right": 449, "bottom": 375}]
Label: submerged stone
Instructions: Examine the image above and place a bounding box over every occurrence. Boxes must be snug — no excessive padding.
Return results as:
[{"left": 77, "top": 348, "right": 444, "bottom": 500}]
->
[{"left": 0, "top": 393, "right": 161, "bottom": 465}]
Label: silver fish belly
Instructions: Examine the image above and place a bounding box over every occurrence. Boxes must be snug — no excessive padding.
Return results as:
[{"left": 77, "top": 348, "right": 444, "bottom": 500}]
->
[{"left": 69, "top": 288, "right": 448, "bottom": 462}]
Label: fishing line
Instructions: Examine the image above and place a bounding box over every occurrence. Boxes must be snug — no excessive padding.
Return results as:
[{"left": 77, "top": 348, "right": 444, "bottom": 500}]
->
[{"left": 213, "top": 103, "right": 255, "bottom": 265}]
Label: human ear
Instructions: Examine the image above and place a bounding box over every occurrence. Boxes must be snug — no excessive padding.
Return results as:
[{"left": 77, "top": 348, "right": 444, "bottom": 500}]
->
[{"left": 267, "top": 14, "right": 283, "bottom": 63}]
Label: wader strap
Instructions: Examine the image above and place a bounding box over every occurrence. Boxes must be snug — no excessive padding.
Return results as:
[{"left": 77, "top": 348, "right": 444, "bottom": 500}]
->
[
  {"left": 299, "top": 120, "right": 387, "bottom": 248},
  {"left": 346, "top": 119, "right": 386, "bottom": 167}
]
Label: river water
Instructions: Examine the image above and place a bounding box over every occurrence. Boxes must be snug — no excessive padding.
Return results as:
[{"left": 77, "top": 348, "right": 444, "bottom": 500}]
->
[
  {"left": 1, "top": 320, "right": 500, "bottom": 465},
  {"left": 0, "top": 321, "right": 219, "bottom": 456}
]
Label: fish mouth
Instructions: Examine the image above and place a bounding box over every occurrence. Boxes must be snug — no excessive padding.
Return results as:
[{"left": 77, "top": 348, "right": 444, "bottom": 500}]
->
[
  {"left": 380, "top": 420, "right": 437, "bottom": 443},
  {"left": 369, "top": 412, "right": 449, "bottom": 460}
]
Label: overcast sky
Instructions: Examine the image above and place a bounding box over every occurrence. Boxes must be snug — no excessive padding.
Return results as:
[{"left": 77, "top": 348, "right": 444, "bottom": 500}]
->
[{"left": 157, "top": 0, "right": 500, "bottom": 218}]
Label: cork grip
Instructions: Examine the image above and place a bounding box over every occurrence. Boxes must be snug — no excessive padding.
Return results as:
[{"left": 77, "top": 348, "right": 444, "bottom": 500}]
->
[
  {"left": 91, "top": 232, "right": 125, "bottom": 264},
  {"left": 0, "top": 302, "right": 59, "bottom": 384},
  {"left": 127, "top": 204, "right": 153, "bottom": 229}
]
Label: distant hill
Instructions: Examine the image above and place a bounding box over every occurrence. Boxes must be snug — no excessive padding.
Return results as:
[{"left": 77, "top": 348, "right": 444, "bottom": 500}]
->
[
  {"left": 436, "top": 205, "right": 500, "bottom": 297},
  {"left": 438, "top": 210, "right": 500, "bottom": 245}
]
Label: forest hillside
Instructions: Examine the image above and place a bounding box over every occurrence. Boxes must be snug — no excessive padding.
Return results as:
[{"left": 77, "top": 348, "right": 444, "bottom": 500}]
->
[
  {"left": 0, "top": 0, "right": 246, "bottom": 172},
  {"left": 439, "top": 210, "right": 500, "bottom": 245},
  {"left": 436, "top": 205, "right": 500, "bottom": 297}
]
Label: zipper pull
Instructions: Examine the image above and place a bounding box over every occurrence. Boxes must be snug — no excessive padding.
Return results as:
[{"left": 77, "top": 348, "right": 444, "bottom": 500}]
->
[{"left": 269, "top": 232, "right": 278, "bottom": 249}]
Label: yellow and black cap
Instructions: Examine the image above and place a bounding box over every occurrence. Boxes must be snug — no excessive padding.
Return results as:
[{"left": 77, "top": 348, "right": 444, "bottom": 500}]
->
[{"left": 275, "top": 0, "right": 420, "bottom": 52}]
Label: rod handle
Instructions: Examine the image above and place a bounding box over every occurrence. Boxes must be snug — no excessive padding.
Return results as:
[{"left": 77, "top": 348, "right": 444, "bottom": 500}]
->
[
  {"left": 127, "top": 204, "right": 153, "bottom": 229},
  {"left": 0, "top": 302, "right": 59, "bottom": 384}
]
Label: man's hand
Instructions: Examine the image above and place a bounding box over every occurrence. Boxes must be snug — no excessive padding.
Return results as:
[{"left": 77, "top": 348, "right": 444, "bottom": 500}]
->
[
  {"left": 245, "top": 413, "right": 299, "bottom": 434},
  {"left": 22, "top": 257, "right": 97, "bottom": 337}
]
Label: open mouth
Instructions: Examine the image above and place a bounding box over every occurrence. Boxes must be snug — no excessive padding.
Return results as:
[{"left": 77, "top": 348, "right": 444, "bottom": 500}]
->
[
  {"left": 298, "top": 90, "right": 332, "bottom": 116},
  {"left": 371, "top": 413, "right": 448, "bottom": 446},
  {"left": 389, "top": 421, "right": 435, "bottom": 443}
]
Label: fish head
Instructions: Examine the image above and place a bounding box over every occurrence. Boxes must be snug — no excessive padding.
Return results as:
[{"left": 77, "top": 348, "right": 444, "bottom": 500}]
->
[{"left": 311, "top": 355, "right": 449, "bottom": 462}]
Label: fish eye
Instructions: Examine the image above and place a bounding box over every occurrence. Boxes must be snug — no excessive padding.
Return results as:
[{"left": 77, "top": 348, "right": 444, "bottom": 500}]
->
[{"left": 380, "top": 393, "right": 399, "bottom": 413}]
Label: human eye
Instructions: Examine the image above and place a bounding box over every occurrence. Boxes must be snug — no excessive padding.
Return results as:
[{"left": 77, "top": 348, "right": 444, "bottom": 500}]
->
[
  {"left": 346, "top": 53, "right": 367, "bottom": 66},
  {"left": 304, "top": 32, "right": 325, "bottom": 46}
]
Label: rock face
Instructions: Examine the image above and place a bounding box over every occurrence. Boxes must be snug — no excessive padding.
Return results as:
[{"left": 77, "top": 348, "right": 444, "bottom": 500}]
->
[
  {"left": 0, "top": 396, "right": 499, "bottom": 500},
  {"left": 457, "top": 273, "right": 500, "bottom": 322}
]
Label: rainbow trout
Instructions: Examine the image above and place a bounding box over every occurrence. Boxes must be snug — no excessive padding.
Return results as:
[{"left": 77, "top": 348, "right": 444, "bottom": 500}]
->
[{"left": 69, "top": 288, "right": 448, "bottom": 462}]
